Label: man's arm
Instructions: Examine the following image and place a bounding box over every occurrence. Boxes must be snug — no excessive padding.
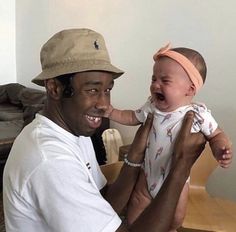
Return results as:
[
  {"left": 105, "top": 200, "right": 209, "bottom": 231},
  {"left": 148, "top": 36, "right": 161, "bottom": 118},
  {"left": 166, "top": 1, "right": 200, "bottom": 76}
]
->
[
  {"left": 103, "top": 113, "right": 153, "bottom": 214},
  {"left": 129, "top": 111, "right": 206, "bottom": 231},
  {"left": 110, "top": 111, "right": 206, "bottom": 231}
]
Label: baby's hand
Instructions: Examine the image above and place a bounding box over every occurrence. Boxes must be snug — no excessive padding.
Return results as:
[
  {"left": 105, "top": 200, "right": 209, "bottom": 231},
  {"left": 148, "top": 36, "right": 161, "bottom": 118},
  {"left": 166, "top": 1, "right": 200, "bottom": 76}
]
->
[
  {"left": 213, "top": 144, "right": 233, "bottom": 168},
  {"left": 209, "top": 130, "right": 233, "bottom": 168},
  {"left": 103, "top": 105, "right": 114, "bottom": 118}
]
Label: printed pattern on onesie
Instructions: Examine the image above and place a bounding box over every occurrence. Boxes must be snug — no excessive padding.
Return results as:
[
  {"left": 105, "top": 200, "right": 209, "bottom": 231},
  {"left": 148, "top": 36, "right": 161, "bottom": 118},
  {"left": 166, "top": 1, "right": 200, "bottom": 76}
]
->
[{"left": 135, "top": 97, "right": 218, "bottom": 198}]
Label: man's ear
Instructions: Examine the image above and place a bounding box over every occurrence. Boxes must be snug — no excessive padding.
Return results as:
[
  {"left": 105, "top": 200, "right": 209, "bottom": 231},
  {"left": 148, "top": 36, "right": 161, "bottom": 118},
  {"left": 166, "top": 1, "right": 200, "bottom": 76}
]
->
[
  {"left": 186, "top": 83, "right": 196, "bottom": 96},
  {"left": 44, "top": 79, "right": 63, "bottom": 100}
]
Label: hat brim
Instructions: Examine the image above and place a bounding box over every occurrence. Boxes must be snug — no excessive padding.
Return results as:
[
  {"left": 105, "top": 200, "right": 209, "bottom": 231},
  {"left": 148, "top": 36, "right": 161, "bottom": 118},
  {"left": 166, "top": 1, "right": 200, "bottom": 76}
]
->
[{"left": 32, "top": 61, "right": 124, "bottom": 86}]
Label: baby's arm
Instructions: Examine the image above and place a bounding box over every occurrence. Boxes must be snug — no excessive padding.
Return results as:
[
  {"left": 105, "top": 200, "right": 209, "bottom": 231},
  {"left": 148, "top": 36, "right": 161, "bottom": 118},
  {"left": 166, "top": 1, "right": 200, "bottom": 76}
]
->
[
  {"left": 104, "top": 105, "right": 141, "bottom": 126},
  {"left": 208, "top": 127, "right": 233, "bottom": 168}
]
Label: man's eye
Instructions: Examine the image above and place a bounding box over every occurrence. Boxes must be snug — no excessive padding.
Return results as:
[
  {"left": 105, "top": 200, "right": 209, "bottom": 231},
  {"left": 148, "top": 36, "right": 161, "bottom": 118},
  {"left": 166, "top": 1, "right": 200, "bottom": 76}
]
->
[
  {"left": 86, "top": 89, "right": 98, "bottom": 94},
  {"left": 105, "top": 88, "right": 111, "bottom": 93}
]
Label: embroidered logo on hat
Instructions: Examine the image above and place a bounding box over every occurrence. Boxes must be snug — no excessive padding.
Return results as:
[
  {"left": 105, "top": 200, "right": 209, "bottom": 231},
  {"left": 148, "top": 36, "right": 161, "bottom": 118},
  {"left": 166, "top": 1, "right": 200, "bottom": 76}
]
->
[{"left": 94, "top": 40, "right": 99, "bottom": 50}]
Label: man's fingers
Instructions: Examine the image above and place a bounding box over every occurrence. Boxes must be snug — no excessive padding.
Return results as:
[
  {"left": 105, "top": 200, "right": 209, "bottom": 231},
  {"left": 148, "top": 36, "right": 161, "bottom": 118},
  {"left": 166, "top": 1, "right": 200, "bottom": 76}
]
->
[
  {"left": 179, "top": 111, "right": 195, "bottom": 137},
  {"left": 136, "top": 113, "right": 153, "bottom": 137},
  {"left": 132, "top": 113, "right": 153, "bottom": 148},
  {"left": 142, "top": 113, "right": 154, "bottom": 134},
  {"left": 128, "top": 113, "right": 154, "bottom": 161}
]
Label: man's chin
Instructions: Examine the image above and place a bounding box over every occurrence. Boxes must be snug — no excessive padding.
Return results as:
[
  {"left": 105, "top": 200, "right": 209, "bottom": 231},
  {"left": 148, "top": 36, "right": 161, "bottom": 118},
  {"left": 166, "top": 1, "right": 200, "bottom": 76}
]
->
[{"left": 81, "top": 128, "right": 97, "bottom": 137}]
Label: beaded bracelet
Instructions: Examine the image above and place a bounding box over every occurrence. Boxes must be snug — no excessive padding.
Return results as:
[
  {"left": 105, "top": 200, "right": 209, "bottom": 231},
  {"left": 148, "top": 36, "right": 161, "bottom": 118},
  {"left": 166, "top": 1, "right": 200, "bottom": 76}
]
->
[{"left": 124, "top": 154, "right": 142, "bottom": 168}]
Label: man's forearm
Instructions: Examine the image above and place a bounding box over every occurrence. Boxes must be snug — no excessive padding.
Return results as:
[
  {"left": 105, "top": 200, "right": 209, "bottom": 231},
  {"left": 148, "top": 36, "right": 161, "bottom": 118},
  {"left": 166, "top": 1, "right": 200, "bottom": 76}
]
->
[
  {"left": 105, "top": 114, "right": 153, "bottom": 214},
  {"left": 115, "top": 111, "right": 206, "bottom": 231},
  {"left": 104, "top": 164, "right": 141, "bottom": 214},
  {"left": 129, "top": 158, "right": 190, "bottom": 232}
]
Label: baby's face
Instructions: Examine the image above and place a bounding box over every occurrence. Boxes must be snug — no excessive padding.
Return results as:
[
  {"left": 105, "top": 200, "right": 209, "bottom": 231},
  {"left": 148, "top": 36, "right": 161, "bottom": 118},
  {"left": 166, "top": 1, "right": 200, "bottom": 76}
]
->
[{"left": 150, "top": 57, "right": 195, "bottom": 112}]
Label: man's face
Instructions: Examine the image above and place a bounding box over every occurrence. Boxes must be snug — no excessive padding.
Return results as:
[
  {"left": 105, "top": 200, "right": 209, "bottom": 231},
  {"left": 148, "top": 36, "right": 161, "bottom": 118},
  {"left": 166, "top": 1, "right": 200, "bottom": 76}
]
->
[{"left": 60, "top": 71, "right": 114, "bottom": 137}]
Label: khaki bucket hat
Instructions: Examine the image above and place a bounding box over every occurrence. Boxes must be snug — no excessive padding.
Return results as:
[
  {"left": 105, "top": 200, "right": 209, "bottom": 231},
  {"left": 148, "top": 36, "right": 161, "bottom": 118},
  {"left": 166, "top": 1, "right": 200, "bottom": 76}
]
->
[{"left": 32, "top": 28, "right": 124, "bottom": 86}]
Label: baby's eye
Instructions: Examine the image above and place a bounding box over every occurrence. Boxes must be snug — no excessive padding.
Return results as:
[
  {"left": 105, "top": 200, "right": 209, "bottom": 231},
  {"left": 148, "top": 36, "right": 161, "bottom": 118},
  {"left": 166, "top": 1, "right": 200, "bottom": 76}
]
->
[
  {"left": 151, "top": 78, "right": 157, "bottom": 83},
  {"left": 162, "top": 79, "right": 171, "bottom": 83}
]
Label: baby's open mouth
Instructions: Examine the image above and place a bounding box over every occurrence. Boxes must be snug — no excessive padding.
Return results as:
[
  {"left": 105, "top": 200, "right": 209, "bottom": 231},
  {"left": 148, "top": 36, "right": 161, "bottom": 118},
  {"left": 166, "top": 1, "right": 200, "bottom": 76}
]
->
[{"left": 156, "top": 93, "right": 165, "bottom": 101}]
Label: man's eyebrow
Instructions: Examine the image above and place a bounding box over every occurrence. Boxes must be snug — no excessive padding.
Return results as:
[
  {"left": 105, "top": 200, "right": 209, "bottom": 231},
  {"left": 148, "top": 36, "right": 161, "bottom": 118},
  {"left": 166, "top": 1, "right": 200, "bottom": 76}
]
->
[
  {"left": 84, "top": 80, "right": 114, "bottom": 85},
  {"left": 84, "top": 80, "right": 102, "bottom": 85}
]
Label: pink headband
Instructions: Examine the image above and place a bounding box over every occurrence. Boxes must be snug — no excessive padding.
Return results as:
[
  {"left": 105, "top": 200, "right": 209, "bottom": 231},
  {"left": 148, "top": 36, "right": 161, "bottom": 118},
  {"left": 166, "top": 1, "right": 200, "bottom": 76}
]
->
[{"left": 153, "top": 43, "right": 203, "bottom": 93}]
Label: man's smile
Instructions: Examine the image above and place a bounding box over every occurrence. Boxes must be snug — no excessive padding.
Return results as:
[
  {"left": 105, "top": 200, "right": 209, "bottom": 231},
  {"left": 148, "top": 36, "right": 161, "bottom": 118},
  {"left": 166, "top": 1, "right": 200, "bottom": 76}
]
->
[{"left": 85, "top": 115, "right": 102, "bottom": 129}]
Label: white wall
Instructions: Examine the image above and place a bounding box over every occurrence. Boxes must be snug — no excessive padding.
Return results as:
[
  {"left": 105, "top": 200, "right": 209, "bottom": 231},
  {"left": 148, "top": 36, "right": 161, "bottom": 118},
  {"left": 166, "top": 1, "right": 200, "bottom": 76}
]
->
[
  {"left": 0, "top": 0, "right": 16, "bottom": 84},
  {"left": 9, "top": 0, "right": 236, "bottom": 201}
]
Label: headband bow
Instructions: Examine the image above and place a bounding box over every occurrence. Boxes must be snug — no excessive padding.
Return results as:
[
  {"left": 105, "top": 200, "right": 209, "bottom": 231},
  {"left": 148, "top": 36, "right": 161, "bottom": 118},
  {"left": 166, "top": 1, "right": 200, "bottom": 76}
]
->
[{"left": 153, "top": 43, "right": 203, "bottom": 93}]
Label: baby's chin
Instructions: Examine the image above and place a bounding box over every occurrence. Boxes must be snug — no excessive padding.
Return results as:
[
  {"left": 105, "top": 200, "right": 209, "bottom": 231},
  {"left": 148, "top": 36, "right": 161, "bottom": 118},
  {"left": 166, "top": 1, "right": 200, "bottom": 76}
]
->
[{"left": 151, "top": 95, "right": 182, "bottom": 112}]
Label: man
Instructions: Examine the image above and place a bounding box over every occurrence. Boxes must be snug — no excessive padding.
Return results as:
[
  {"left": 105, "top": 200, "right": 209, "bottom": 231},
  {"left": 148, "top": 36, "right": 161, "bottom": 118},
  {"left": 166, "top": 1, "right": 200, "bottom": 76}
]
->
[{"left": 3, "top": 28, "right": 205, "bottom": 231}]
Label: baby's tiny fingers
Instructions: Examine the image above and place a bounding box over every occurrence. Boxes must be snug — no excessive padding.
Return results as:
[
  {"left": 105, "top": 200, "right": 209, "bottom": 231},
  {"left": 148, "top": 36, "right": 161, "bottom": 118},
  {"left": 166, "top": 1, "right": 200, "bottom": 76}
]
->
[
  {"left": 221, "top": 164, "right": 230, "bottom": 168},
  {"left": 222, "top": 153, "right": 232, "bottom": 159},
  {"left": 219, "top": 159, "right": 232, "bottom": 166},
  {"left": 219, "top": 162, "right": 230, "bottom": 168}
]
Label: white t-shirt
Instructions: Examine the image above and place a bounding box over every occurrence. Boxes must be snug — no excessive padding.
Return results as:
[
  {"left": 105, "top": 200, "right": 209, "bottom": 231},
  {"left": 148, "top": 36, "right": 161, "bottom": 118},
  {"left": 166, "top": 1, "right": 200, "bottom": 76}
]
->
[
  {"left": 3, "top": 114, "right": 121, "bottom": 232},
  {"left": 135, "top": 98, "right": 218, "bottom": 198}
]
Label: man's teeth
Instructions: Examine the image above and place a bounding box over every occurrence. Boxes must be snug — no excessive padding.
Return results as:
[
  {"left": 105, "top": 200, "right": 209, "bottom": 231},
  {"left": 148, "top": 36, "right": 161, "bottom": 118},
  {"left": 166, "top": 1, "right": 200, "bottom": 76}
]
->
[{"left": 86, "top": 116, "right": 101, "bottom": 123}]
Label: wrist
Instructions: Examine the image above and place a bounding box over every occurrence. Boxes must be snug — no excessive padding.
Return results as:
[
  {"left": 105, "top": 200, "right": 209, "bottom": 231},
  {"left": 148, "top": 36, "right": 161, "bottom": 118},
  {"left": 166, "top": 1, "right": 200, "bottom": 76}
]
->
[
  {"left": 172, "top": 151, "right": 193, "bottom": 176},
  {"left": 209, "top": 132, "right": 231, "bottom": 148},
  {"left": 126, "top": 146, "right": 145, "bottom": 164},
  {"left": 124, "top": 154, "right": 143, "bottom": 168},
  {"left": 209, "top": 138, "right": 228, "bottom": 146},
  {"left": 172, "top": 156, "right": 191, "bottom": 180}
]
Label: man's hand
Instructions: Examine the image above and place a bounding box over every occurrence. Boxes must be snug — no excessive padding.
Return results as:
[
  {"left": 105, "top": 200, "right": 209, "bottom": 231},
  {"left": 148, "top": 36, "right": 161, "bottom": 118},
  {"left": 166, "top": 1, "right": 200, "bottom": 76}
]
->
[
  {"left": 173, "top": 111, "right": 206, "bottom": 167},
  {"left": 127, "top": 112, "right": 205, "bottom": 232},
  {"left": 127, "top": 113, "right": 154, "bottom": 163}
]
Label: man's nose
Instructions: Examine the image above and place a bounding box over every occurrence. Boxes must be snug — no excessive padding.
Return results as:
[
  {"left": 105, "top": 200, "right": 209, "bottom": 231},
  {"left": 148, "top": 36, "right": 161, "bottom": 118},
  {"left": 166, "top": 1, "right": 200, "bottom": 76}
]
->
[{"left": 95, "top": 93, "right": 109, "bottom": 111}]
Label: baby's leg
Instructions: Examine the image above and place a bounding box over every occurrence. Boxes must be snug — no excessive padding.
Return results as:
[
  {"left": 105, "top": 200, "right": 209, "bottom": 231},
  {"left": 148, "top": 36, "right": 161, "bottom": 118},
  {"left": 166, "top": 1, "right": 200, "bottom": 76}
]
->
[
  {"left": 126, "top": 169, "right": 152, "bottom": 225},
  {"left": 169, "top": 182, "right": 189, "bottom": 232}
]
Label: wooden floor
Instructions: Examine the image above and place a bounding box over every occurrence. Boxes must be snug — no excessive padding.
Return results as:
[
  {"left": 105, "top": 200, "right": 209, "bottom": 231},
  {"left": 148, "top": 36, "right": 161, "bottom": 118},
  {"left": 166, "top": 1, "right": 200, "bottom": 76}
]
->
[{"left": 183, "top": 188, "right": 236, "bottom": 232}]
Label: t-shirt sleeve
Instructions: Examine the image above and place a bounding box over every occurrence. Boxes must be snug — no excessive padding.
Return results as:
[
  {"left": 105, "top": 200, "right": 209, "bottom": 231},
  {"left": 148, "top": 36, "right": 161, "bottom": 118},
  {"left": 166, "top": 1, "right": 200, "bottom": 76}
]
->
[{"left": 27, "top": 158, "right": 121, "bottom": 232}]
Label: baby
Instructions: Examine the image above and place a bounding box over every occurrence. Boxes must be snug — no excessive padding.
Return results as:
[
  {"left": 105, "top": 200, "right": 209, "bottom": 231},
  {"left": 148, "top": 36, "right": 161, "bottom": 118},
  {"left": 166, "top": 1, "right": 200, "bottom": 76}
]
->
[{"left": 105, "top": 44, "right": 233, "bottom": 232}]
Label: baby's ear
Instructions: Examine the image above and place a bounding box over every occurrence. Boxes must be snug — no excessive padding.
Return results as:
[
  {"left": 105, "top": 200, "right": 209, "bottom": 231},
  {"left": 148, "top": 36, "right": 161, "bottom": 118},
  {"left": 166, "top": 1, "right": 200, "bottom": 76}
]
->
[{"left": 186, "top": 83, "right": 196, "bottom": 96}]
